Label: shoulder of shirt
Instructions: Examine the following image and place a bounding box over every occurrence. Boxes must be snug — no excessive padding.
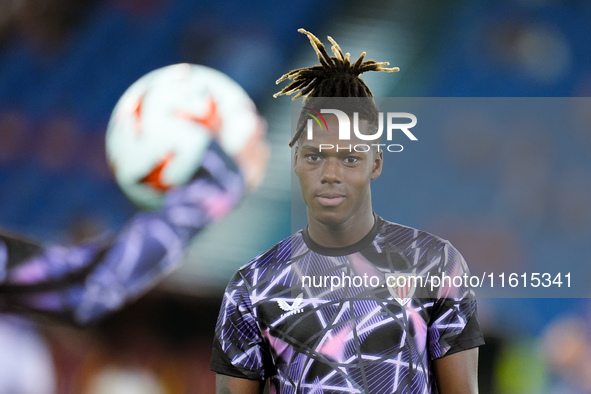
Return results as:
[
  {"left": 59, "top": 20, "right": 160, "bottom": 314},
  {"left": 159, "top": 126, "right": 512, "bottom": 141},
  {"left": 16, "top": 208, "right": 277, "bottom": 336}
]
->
[
  {"left": 376, "top": 216, "right": 458, "bottom": 252},
  {"left": 236, "top": 230, "right": 305, "bottom": 274}
]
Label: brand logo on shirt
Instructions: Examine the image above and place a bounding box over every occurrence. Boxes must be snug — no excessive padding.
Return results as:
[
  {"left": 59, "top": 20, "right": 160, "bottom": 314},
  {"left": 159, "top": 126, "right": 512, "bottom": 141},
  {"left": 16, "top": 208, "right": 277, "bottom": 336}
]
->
[
  {"left": 386, "top": 273, "right": 417, "bottom": 306},
  {"left": 277, "top": 293, "right": 305, "bottom": 317}
]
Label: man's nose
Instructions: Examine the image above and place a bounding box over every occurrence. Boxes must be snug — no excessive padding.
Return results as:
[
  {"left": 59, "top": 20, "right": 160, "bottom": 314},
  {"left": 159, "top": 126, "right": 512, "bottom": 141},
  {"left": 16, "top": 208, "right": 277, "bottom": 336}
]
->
[{"left": 321, "top": 158, "right": 341, "bottom": 184}]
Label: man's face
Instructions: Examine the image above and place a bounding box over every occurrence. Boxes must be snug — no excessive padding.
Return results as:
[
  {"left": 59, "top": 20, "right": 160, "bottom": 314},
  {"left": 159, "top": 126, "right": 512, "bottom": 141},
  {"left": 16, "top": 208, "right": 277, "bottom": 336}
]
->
[{"left": 293, "top": 115, "right": 383, "bottom": 227}]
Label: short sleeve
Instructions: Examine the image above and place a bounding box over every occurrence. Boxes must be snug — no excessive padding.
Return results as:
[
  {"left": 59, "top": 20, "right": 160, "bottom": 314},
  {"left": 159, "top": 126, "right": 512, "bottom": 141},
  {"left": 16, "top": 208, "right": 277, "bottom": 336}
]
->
[
  {"left": 428, "top": 242, "right": 485, "bottom": 360},
  {"left": 211, "top": 271, "right": 272, "bottom": 380}
]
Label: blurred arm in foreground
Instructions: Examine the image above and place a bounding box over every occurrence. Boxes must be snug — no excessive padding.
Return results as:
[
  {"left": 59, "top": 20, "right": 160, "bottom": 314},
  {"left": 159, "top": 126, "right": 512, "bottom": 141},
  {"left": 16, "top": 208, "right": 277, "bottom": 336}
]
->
[{"left": 0, "top": 142, "right": 246, "bottom": 325}]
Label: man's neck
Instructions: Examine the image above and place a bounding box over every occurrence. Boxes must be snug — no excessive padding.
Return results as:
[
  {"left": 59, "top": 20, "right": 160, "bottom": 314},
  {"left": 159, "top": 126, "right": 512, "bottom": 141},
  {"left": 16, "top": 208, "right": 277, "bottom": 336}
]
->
[{"left": 306, "top": 210, "right": 375, "bottom": 249}]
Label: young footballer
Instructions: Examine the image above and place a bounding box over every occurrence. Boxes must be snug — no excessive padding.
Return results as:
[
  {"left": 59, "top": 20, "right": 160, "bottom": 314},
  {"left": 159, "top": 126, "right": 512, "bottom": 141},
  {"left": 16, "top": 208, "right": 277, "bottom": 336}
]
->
[{"left": 211, "top": 29, "right": 484, "bottom": 393}]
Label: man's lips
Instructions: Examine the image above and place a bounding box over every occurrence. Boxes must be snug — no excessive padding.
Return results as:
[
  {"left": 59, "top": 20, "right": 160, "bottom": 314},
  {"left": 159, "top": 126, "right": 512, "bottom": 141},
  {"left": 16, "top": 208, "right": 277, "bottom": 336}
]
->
[{"left": 316, "top": 193, "right": 345, "bottom": 207}]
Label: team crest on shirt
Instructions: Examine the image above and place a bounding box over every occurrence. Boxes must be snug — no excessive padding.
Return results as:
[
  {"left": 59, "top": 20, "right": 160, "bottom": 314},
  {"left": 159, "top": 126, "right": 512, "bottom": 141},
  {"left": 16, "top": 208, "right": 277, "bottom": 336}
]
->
[
  {"left": 385, "top": 273, "right": 417, "bottom": 306},
  {"left": 277, "top": 293, "right": 305, "bottom": 318}
]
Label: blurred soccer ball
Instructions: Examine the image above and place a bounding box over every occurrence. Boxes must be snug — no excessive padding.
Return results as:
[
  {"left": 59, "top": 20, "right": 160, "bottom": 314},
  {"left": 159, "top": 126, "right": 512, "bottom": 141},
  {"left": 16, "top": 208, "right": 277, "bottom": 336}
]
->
[{"left": 106, "top": 63, "right": 266, "bottom": 209}]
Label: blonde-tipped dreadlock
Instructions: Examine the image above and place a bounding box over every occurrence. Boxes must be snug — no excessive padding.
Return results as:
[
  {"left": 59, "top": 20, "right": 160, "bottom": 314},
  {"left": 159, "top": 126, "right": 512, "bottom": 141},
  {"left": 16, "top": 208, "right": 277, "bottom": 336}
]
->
[
  {"left": 274, "top": 28, "right": 399, "bottom": 101},
  {"left": 274, "top": 28, "right": 399, "bottom": 147}
]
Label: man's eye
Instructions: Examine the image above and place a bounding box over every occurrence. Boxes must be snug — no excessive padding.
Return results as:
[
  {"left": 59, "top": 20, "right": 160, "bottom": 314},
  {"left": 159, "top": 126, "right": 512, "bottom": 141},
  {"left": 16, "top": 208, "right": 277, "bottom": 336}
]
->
[
  {"left": 306, "top": 154, "right": 321, "bottom": 162},
  {"left": 344, "top": 156, "right": 360, "bottom": 164}
]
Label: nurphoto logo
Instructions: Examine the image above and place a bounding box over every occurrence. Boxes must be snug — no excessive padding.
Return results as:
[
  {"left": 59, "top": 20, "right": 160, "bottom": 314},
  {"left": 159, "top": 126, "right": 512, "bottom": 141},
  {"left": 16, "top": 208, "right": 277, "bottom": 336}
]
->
[{"left": 305, "top": 108, "right": 418, "bottom": 153}]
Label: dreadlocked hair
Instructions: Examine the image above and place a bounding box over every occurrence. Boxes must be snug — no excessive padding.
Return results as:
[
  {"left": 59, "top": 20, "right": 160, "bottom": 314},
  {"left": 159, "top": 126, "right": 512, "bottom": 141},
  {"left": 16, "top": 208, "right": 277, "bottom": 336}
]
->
[{"left": 274, "top": 28, "right": 399, "bottom": 147}]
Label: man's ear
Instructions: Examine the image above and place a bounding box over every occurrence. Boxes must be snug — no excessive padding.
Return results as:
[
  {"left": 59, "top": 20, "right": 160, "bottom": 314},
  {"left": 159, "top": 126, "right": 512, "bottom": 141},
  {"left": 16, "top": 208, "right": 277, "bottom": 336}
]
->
[
  {"left": 293, "top": 146, "right": 299, "bottom": 177},
  {"left": 370, "top": 150, "right": 383, "bottom": 180}
]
